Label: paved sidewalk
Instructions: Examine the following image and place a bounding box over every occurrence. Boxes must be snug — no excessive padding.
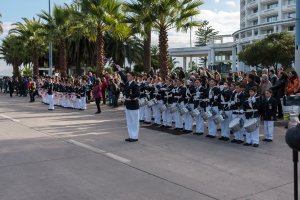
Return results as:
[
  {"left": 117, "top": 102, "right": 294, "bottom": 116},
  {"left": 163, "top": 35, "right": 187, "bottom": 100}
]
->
[{"left": 0, "top": 94, "right": 297, "bottom": 200}]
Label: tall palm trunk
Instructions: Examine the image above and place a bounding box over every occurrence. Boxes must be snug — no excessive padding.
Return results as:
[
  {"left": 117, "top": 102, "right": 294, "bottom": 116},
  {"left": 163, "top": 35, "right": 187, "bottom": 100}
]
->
[
  {"left": 12, "top": 64, "right": 20, "bottom": 77},
  {"left": 59, "top": 40, "right": 68, "bottom": 77},
  {"left": 96, "top": 25, "right": 104, "bottom": 77},
  {"left": 143, "top": 28, "right": 151, "bottom": 73},
  {"left": 32, "top": 50, "right": 39, "bottom": 77},
  {"left": 159, "top": 26, "right": 169, "bottom": 79}
]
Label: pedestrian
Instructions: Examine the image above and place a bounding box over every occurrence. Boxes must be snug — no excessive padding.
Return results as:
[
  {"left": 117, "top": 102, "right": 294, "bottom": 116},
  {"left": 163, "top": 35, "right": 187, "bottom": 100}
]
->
[
  {"left": 29, "top": 78, "right": 36, "bottom": 102},
  {"left": 261, "top": 89, "right": 277, "bottom": 142},
  {"left": 287, "top": 70, "right": 299, "bottom": 96},
  {"left": 8, "top": 78, "right": 14, "bottom": 98},
  {"left": 116, "top": 65, "right": 140, "bottom": 142},
  {"left": 259, "top": 74, "right": 272, "bottom": 95},
  {"left": 101, "top": 77, "right": 107, "bottom": 105},
  {"left": 92, "top": 78, "right": 102, "bottom": 114},
  {"left": 47, "top": 78, "right": 55, "bottom": 110}
]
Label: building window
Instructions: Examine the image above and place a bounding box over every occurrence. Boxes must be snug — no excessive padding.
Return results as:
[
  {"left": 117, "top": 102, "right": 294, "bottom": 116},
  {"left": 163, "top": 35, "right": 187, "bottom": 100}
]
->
[
  {"left": 267, "top": 15, "right": 278, "bottom": 22},
  {"left": 288, "top": 12, "right": 296, "bottom": 18},
  {"left": 267, "top": 3, "right": 278, "bottom": 9},
  {"left": 267, "top": 29, "right": 273, "bottom": 34},
  {"left": 288, "top": 26, "right": 295, "bottom": 31},
  {"left": 288, "top": 0, "right": 296, "bottom": 5},
  {"left": 253, "top": 20, "right": 258, "bottom": 25}
]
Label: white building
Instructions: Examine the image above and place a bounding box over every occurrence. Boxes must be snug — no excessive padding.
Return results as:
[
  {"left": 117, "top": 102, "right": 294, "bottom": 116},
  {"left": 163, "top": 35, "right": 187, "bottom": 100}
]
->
[
  {"left": 169, "top": 0, "right": 297, "bottom": 72},
  {"left": 232, "top": 0, "right": 297, "bottom": 70}
]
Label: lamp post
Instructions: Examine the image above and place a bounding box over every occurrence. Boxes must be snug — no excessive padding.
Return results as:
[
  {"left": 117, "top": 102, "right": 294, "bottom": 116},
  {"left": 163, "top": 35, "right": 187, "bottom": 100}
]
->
[
  {"left": 295, "top": 0, "right": 300, "bottom": 75},
  {"left": 48, "top": 0, "right": 53, "bottom": 77}
]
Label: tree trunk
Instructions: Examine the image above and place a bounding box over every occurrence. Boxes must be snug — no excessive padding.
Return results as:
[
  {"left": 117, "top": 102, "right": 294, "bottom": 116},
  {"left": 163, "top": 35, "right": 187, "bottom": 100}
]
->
[
  {"left": 59, "top": 40, "right": 68, "bottom": 77},
  {"left": 12, "top": 64, "right": 20, "bottom": 77},
  {"left": 143, "top": 28, "right": 151, "bottom": 73},
  {"left": 159, "top": 26, "right": 169, "bottom": 79},
  {"left": 96, "top": 25, "right": 104, "bottom": 77},
  {"left": 32, "top": 50, "right": 39, "bottom": 77}
]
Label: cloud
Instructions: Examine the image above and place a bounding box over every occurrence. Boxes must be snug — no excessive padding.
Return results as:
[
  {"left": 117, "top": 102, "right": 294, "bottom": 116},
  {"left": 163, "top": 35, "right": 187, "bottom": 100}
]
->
[
  {"left": 0, "top": 22, "right": 13, "bottom": 40},
  {"left": 225, "top": 1, "right": 238, "bottom": 8},
  {"left": 151, "top": 9, "right": 240, "bottom": 48},
  {"left": 214, "top": 0, "right": 220, "bottom": 3}
]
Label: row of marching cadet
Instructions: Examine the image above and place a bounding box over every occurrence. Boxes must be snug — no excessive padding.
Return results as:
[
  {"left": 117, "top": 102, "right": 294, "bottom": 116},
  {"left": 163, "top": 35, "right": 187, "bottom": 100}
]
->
[{"left": 136, "top": 75, "right": 298, "bottom": 148}]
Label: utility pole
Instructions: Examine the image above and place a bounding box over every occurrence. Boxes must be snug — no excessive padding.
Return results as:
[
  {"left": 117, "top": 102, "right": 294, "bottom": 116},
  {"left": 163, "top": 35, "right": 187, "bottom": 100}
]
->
[
  {"left": 48, "top": 0, "right": 53, "bottom": 77},
  {"left": 295, "top": 0, "right": 300, "bottom": 75}
]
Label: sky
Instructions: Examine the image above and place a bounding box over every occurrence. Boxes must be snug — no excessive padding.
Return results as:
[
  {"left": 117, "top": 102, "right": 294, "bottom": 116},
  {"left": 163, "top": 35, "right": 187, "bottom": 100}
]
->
[{"left": 0, "top": 0, "right": 240, "bottom": 75}]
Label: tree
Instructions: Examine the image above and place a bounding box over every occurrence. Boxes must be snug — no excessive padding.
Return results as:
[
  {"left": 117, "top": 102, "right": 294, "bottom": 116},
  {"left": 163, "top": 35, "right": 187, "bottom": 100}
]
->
[
  {"left": 10, "top": 18, "right": 47, "bottom": 76},
  {"left": 195, "top": 20, "right": 219, "bottom": 68},
  {"left": 195, "top": 20, "right": 219, "bottom": 47},
  {"left": 0, "top": 13, "right": 3, "bottom": 34},
  {"left": 124, "top": 0, "right": 157, "bottom": 73},
  {"left": 73, "top": 0, "right": 130, "bottom": 76},
  {"left": 238, "top": 32, "right": 295, "bottom": 71},
  {"left": 39, "top": 5, "right": 71, "bottom": 77},
  {"left": 0, "top": 35, "right": 27, "bottom": 77},
  {"left": 151, "top": 0, "right": 203, "bottom": 79}
]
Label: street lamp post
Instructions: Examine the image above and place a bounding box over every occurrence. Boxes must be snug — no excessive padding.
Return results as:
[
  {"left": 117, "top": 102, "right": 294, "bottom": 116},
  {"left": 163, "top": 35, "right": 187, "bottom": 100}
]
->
[
  {"left": 48, "top": 0, "right": 53, "bottom": 77},
  {"left": 295, "top": 0, "right": 300, "bottom": 75}
]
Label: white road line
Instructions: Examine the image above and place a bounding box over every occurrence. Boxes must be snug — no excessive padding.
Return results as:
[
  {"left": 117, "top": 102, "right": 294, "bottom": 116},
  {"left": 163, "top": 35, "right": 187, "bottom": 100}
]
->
[
  {"left": 68, "top": 139, "right": 131, "bottom": 164},
  {"left": 60, "top": 132, "right": 110, "bottom": 138},
  {"left": 0, "top": 114, "right": 20, "bottom": 122}
]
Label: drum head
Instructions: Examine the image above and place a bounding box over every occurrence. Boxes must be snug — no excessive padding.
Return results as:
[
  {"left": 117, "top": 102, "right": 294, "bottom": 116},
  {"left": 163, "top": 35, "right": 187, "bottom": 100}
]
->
[{"left": 229, "top": 118, "right": 241, "bottom": 128}]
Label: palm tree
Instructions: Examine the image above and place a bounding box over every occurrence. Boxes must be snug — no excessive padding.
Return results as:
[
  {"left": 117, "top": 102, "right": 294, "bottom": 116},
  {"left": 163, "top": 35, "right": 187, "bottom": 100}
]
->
[
  {"left": 0, "top": 13, "right": 3, "bottom": 34},
  {"left": 0, "top": 35, "right": 26, "bottom": 77},
  {"left": 151, "top": 0, "right": 203, "bottom": 78},
  {"left": 124, "top": 0, "right": 157, "bottom": 73},
  {"left": 39, "top": 5, "right": 71, "bottom": 77},
  {"left": 10, "top": 18, "right": 47, "bottom": 76},
  {"left": 72, "top": 0, "right": 130, "bottom": 76}
]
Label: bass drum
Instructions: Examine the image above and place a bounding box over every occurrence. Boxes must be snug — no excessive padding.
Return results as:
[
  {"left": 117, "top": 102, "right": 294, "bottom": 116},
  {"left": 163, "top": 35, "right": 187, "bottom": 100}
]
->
[
  {"left": 244, "top": 118, "right": 259, "bottom": 133},
  {"left": 229, "top": 118, "right": 243, "bottom": 133}
]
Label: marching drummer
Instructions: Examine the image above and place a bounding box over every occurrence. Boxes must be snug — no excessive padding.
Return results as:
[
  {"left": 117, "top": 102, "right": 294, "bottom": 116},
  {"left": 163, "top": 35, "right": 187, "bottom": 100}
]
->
[
  {"left": 194, "top": 78, "right": 208, "bottom": 135},
  {"left": 183, "top": 79, "right": 196, "bottom": 133},
  {"left": 173, "top": 79, "right": 186, "bottom": 131},
  {"left": 144, "top": 77, "right": 154, "bottom": 125},
  {"left": 153, "top": 77, "right": 163, "bottom": 127},
  {"left": 243, "top": 86, "right": 261, "bottom": 147},
  {"left": 230, "top": 82, "right": 246, "bottom": 144},
  {"left": 261, "top": 89, "right": 277, "bottom": 142},
  {"left": 206, "top": 78, "right": 220, "bottom": 138},
  {"left": 218, "top": 81, "right": 233, "bottom": 141}
]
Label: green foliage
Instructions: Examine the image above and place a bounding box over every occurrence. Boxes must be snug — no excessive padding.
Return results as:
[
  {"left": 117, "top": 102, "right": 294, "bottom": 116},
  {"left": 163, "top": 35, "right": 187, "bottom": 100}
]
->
[
  {"left": 20, "top": 65, "right": 33, "bottom": 76},
  {"left": 195, "top": 20, "right": 219, "bottom": 47},
  {"left": 238, "top": 32, "right": 295, "bottom": 69},
  {"left": 0, "top": 13, "right": 3, "bottom": 34}
]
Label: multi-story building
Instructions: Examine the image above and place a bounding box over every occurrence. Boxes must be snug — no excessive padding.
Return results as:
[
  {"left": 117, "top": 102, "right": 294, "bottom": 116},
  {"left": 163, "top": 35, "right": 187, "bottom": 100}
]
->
[
  {"left": 169, "top": 0, "right": 297, "bottom": 72},
  {"left": 232, "top": 0, "right": 297, "bottom": 70}
]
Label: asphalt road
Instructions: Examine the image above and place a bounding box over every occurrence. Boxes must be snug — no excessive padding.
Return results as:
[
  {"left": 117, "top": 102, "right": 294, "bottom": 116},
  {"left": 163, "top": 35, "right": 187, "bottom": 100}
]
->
[{"left": 0, "top": 94, "right": 297, "bottom": 200}]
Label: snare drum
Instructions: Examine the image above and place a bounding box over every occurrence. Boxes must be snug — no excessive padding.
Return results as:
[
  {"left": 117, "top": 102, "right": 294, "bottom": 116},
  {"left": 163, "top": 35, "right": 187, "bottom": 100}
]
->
[
  {"left": 169, "top": 104, "right": 178, "bottom": 113},
  {"left": 202, "top": 110, "right": 213, "bottom": 120},
  {"left": 213, "top": 114, "right": 225, "bottom": 124},
  {"left": 139, "top": 98, "right": 147, "bottom": 107},
  {"left": 191, "top": 108, "right": 200, "bottom": 118},
  {"left": 244, "top": 118, "right": 259, "bottom": 133},
  {"left": 160, "top": 104, "right": 168, "bottom": 112},
  {"left": 229, "top": 118, "right": 243, "bottom": 133}
]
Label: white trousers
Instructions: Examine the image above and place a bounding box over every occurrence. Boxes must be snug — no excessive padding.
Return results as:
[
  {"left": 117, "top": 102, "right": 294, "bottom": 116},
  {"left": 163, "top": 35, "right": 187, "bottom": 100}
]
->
[
  {"left": 166, "top": 109, "right": 173, "bottom": 126},
  {"left": 245, "top": 119, "right": 260, "bottom": 144},
  {"left": 184, "top": 104, "right": 194, "bottom": 131},
  {"left": 153, "top": 101, "right": 163, "bottom": 125},
  {"left": 207, "top": 106, "right": 218, "bottom": 136},
  {"left": 139, "top": 106, "right": 145, "bottom": 120},
  {"left": 232, "top": 114, "right": 245, "bottom": 141},
  {"left": 81, "top": 97, "right": 87, "bottom": 110},
  {"left": 264, "top": 121, "right": 274, "bottom": 140},
  {"left": 125, "top": 109, "right": 139, "bottom": 139},
  {"left": 221, "top": 111, "right": 232, "bottom": 138},
  {"left": 144, "top": 106, "right": 152, "bottom": 122},
  {"left": 174, "top": 111, "right": 183, "bottom": 128},
  {"left": 195, "top": 114, "right": 205, "bottom": 133},
  {"left": 48, "top": 95, "right": 54, "bottom": 110}
]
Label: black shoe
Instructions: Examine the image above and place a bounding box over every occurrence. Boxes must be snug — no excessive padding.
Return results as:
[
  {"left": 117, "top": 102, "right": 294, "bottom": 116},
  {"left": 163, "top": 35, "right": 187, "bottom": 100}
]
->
[
  {"left": 95, "top": 111, "right": 101, "bottom": 114},
  {"left": 253, "top": 144, "right": 259, "bottom": 147},
  {"left": 160, "top": 125, "right": 166, "bottom": 128},
  {"left": 267, "top": 139, "right": 273, "bottom": 142},
  {"left": 166, "top": 126, "right": 172, "bottom": 129},
  {"left": 231, "top": 139, "right": 238, "bottom": 143},
  {"left": 182, "top": 130, "right": 188, "bottom": 133},
  {"left": 139, "top": 120, "right": 144, "bottom": 123},
  {"left": 262, "top": 138, "right": 268, "bottom": 142},
  {"left": 219, "top": 136, "right": 225, "bottom": 141},
  {"left": 174, "top": 128, "right": 180, "bottom": 131},
  {"left": 194, "top": 132, "right": 204, "bottom": 136},
  {"left": 206, "top": 135, "right": 215, "bottom": 138},
  {"left": 144, "top": 122, "right": 151, "bottom": 125},
  {"left": 244, "top": 143, "right": 252, "bottom": 146},
  {"left": 125, "top": 138, "right": 131, "bottom": 142},
  {"left": 129, "top": 139, "right": 138, "bottom": 142},
  {"left": 223, "top": 137, "right": 230, "bottom": 141},
  {"left": 185, "top": 130, "right": 193, "bottom": 134},
  {"left": 236, "top": 140, "right": 244, "bottom": 144}
]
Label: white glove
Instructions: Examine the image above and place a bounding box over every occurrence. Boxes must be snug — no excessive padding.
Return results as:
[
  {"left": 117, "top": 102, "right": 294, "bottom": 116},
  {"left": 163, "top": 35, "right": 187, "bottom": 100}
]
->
[{"left": 214, "top": 95, "right": 218, "bottom": 100}]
